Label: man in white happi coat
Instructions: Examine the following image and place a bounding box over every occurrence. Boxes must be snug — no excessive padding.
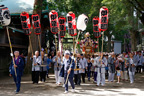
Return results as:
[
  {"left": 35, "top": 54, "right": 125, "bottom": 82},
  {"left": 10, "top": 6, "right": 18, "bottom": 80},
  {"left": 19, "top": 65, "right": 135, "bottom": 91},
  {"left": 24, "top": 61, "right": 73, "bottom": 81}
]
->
[
  {"left": 79, "top": 54, "right": 88, "bottom": 83},
  {"left": 52, "top": 51, "right": 62, "bottom": 85},
  {"left": 96, "top": 53, "right": 107, "bottom": 86},
  {"left": 32, "top": 51, "right": 42, "bottom": 84},
  {"left": 74, "top": 53, "right": 84, "bottom": 85}
]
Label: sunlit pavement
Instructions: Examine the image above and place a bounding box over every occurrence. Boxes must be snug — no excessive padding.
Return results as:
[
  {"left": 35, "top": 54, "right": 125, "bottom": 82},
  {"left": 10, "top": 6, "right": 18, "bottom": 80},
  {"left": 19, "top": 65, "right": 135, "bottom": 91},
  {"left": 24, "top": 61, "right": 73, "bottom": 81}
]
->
[{"left": 0, "top": 73, "right": 144, "bottom": 96}]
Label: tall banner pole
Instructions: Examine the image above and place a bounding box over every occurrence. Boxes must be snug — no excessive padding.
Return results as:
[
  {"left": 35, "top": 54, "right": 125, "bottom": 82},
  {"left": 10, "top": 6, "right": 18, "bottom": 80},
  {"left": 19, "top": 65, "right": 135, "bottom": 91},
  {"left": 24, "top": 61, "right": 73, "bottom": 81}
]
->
[
  {"left": 29, "top": 35, "right": 34, "bottom": 55},
  {"left": 101, "top": 31, "right": 104, "bottom": 53},
  {"left": 0, "top": 5, "right": 17, "bottom": 77},
  {"left": 92, "top": 16, "right": 101, "bottom": 53},
  {"left": 97, "top": 38, "right": 99, "bottom": 52},
  {"left": 59, "top": 16, "right": 66, "bottom": 61},
  {"left": 99, "top": 6, "right": 109, "bottom": 64},
  {"left": 38, "top": 35, "right": 42, "bottom": 52},
  {"left": 6, "top": 27, "right": 17, "bottom": 77},
  {"left": 55, "top": 34, "right": 58, "bottom": 57},
  {"left": 65, "top": 13, "right": 88, "bottom": 84},
  {"left": 74, "top": 31, "right": 81, "bottom": 54}
]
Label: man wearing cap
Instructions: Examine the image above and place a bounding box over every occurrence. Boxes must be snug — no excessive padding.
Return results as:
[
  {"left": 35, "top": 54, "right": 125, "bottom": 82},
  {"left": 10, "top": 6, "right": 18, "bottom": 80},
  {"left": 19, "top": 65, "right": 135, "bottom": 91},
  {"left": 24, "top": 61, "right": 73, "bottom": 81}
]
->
[
  {"left": 96, "top": 53, "right": 107, "bottom": 86},
  {"left": 108, "top": 53, "right": 116, "bottom": 82},
  {"left": 80, "top": 54, "right": 88, "bottom": 83},
  {"left": 61, "top": 50, "right": 75, "bottom": 93},
  {"left": 9, "top": 51, "right": 24, "bottom": 94}
]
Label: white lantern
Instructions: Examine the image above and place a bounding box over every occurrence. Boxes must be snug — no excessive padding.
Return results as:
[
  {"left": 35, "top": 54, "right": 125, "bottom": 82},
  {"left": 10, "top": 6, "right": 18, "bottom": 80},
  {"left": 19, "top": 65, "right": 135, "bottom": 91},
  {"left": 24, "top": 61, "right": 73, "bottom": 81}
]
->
[
  {"left": 0, "top": 5, "right": 11, "bottom": 26},
  {"left": 77, "top": 14, "right": 88, "bottom": 31}
]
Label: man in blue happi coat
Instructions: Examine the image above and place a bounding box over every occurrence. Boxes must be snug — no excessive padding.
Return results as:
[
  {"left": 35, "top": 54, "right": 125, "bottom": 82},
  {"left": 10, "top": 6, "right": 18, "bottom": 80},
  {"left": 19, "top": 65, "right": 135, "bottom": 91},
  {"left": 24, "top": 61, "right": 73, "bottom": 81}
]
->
[{"left": 9, "top": 51, "right": 24, "bottom": 94}]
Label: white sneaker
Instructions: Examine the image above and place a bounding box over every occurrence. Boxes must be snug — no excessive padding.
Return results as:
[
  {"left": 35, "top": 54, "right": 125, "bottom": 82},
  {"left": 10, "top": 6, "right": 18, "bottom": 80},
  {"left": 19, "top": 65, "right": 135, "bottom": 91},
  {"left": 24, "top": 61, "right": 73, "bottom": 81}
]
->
[
  {"left": 72, "top": 89, "right": 75, "bottom": 93},
  {"left": 62, "top": 84, "right": 65, "bottom": 87},
  {"left": 64, "top": 91, "right": 68, "bottom": 94},
  {"left": 130, "top": 81, "right": 133, "bottom": 84},
  {"left": 117, "top": 82, "right": 119, "bottom": 83},
  {"left": 101, "top": 84, "right": 105, "bottom": 86}
]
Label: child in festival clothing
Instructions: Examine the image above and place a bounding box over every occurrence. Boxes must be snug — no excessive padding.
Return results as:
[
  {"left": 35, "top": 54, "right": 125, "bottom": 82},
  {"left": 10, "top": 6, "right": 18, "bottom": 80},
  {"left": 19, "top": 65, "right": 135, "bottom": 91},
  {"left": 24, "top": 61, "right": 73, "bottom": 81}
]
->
[
  {"left": 116, "top": 55, "right": 121, "bottom": 83},
  {"left": 87, "top": 58, "right": 92, "bottom": 81}
]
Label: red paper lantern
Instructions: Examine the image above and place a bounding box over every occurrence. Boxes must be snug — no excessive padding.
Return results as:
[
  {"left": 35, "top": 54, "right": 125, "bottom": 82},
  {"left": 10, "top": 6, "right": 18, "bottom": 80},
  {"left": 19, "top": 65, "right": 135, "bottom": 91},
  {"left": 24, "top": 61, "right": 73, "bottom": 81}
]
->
[
  {"left": 20, "top": 12, "right": 31, "bottom": 35},
  {"left": 93, "top": 16, "right": 101, "bottom": 38},
  {"left": 59, "top": 16, "right": 66, "bottom": 38},
  {"left": 99, "top": 6, "right": 109, "bottom": 31},
  {"left": 67, "top": 12, "right": 77, "bottom": 36},
  {"left": 32, "top": 14, "right": 41, "bottom": 35},
  {"left": 49, "top": 10, "right": 59, "bottom": 34}
]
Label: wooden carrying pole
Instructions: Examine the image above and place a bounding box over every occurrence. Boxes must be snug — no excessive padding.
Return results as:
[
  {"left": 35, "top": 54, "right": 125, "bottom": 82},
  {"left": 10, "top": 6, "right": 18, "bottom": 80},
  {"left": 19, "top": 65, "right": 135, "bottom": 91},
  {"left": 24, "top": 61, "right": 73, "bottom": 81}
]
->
[
  {"left": 38, "top": 35, "right": 44, "bottom": 65},
  {"left": 54, "top": 34, "right": 59, "bottom": 67},
  {"left": 65, "top": 31, "right": 81, "bottom": 84},
  {"left": 100, "top": 31, "right": 104, "bottom": 65},
  {"left": 97, "top": 38, "right": 99, "bottom": 52},
  {"left": 6, "top": 27, "right": 17, "bottom": 77},
  {"left": 28, "top": 35, "right": 34, "bottom": 55},
  {"left": 38, "top": 35, "right": 42, "bottom": 52},
  {"left": 101, "top": 31, "right": 104, "bottom": 53}
]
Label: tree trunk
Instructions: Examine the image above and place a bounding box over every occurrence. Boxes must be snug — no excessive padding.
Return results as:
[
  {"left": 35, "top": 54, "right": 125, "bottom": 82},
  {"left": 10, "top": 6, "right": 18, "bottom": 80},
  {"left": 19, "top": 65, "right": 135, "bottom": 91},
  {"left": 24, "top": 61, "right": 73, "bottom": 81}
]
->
[
  {"left": 140, "top": 13, "right": 144, "bottom": 25},
  {"left": 107, "top": 34, "right": 111, "bottom": 52},
  {"left": 130, "top": 30, "right": 137, "bottom": 51},
  {"left": 25, "top": 0, "right": 43, "bottom": 73},
  {"left": 128, "top": 6, "right": 137, "bottom": 51}
]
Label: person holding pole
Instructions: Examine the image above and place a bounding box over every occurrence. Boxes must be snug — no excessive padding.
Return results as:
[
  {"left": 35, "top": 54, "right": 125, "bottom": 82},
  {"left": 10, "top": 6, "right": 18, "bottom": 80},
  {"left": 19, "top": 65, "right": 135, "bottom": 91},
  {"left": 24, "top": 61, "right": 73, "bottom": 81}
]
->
[
  {"left": 79, "top": 54, "right": 88, "bottom": 83},
  {"left": 52, "top": 51, "right": 62, "bottom": 85},
  {"left": 108, "top": 53, "right": 116, "bottom": 82},
  {"left": 40, "top": 51, "right": 48, "bottom": 82},
  {"left": 61, "top": 50, "right": 75, "bottom": 94},
  {"left": 74, "top": 53, "right": 83, "bottom": 85},
  {"left": 96, "top": 52, "right": 107, "bottom": 86},
  {"left": 31, "top": 51, "right": 41, "bottom": 84},
  {"left": 9, "top": 51, "right": 24, "bottom": 94}
]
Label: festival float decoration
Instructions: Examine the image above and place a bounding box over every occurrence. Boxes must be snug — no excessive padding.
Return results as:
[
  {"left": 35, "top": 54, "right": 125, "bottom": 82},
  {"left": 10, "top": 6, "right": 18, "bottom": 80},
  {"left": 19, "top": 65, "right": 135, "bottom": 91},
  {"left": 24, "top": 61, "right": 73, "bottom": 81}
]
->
[{"left": 80, "top": 32, "right": 98, "bottom": 55}]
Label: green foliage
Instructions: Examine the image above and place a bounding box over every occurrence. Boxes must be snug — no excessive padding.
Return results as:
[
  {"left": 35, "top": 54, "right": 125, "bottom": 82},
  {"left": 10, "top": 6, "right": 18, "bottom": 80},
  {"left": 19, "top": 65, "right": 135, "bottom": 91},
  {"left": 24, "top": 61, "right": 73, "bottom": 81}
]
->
[{"left": 43, "top": 0, "right": 143, "bottom": 52}]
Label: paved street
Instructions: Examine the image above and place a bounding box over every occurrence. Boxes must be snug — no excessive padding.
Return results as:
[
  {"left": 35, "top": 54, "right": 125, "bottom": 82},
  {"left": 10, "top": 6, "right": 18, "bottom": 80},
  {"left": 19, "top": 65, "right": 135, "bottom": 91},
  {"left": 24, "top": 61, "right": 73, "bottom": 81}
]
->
[{"left": 0, "top": 73, "right": 144, "bottom": 96}]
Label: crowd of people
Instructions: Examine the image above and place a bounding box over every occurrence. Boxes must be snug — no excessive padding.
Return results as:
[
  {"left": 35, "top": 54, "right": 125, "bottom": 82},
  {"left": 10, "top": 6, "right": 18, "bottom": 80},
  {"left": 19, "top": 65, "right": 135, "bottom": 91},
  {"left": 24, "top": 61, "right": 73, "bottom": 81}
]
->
[{"left": 9, "top": 50, "right": 144, "bottom": 94}]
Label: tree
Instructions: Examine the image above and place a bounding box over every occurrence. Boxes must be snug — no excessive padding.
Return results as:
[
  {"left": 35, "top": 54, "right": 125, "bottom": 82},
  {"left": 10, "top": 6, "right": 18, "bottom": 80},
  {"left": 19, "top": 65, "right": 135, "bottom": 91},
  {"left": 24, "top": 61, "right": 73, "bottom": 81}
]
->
[
  {"left": 127, "top": 0, "right": 144, "bottom": 25},
  {"left": 25, "top": 0, "right": 44, "bottom": 73}
]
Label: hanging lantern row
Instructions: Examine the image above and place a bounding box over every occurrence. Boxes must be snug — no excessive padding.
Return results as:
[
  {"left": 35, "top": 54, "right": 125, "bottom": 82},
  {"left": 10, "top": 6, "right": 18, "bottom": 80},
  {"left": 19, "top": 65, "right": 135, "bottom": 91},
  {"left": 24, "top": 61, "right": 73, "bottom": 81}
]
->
[
  {"left": 20, "top": 12, "right": 42, "bottom": 35},
  {"left": 93, "top": 6, "right": 109, "bottom": 38}
]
